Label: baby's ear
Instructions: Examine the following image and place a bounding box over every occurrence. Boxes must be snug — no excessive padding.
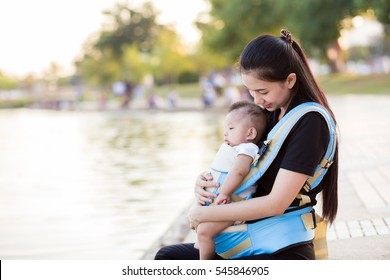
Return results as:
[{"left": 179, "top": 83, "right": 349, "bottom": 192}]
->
[{"left": 247, "top": 127, "right": 257, "bottom": 141}]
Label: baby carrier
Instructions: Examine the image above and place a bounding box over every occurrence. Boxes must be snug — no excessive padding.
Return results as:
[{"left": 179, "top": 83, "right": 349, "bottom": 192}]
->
[
  {"left": 210, "top": 102, "right": 337, "bottom": 259},
  {"left": 207, "top": 143, "right": 260, "bottom": 205}
]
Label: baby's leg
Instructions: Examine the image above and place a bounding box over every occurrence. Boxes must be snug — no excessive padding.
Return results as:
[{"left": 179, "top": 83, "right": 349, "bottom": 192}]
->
[{"left": 196, "top": 221, "right": 233, "bottom": 260}]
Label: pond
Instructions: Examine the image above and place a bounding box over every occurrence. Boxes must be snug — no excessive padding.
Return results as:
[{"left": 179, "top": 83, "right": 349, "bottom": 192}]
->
[{"left": 0, "top": 108, "right": 224, "bottom": 259}]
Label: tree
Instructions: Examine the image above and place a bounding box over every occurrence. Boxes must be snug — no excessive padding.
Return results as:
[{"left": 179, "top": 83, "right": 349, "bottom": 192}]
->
[
  {"left": 76, "top": 1, "right": 199, "bottom": 87},
  {"left": 288, "top": 0, "right": 356, "bottom": 72},
  {"left": 149, "top": 28, "right": 194, "bottom": 84},
  {"left": 95, "top": 1, "right": 159, "bottom": 57},
  {"left": 197, "top": 0, "right": 284, "bottom": 64},
  {"left": 0, "top": 71, "right": 17, "bottom": 90},
  {"left": 198, "top": 0, "right": 357, "bottom": 72},
  {"left": 354, "top": 0, "right": 390, "bottom": 55},
  {"left": 354, "top": 0, "right": 390, "bottom": 29},
  {"left": 83, "top": 2, "right": 160, "bottom": 86}
]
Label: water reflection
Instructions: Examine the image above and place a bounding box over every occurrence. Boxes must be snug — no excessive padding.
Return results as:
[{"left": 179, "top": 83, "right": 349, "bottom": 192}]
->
[{"left": 0, "top": 109, "right": 223, "bottom": 259}]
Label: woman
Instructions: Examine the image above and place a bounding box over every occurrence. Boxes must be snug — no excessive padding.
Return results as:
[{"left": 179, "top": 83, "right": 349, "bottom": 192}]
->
[{"left": 155, "top": 29, "right": 338, "bottom": 260}]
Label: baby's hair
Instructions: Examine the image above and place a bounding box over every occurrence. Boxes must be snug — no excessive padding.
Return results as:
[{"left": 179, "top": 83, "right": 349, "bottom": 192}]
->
[{"left": 228, "top": 100, "right": 268, "bottom": 143}]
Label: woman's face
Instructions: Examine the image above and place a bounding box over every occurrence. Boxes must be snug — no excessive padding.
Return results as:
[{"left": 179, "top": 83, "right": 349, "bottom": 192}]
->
[{"left": 241, "top": 72, "right": 296, "bottom": 114}]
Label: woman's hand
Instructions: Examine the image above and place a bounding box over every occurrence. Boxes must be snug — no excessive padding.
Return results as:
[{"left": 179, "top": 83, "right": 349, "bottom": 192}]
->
[{"left": 194, "top": 171, "right": 218, "bottom": 205}]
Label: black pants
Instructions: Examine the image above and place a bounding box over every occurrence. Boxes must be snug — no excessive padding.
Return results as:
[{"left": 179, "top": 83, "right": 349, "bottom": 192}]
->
[{"left": 154, "top": 242, "right": 315, "bottom": 260}]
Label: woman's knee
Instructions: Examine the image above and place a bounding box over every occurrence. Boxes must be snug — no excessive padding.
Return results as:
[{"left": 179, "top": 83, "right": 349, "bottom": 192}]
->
[
  {"left": 154, "top": 243, "right": 199, "bottom": 260},
  {"left": 154, "top": 246, "right": 174, "bottom": 260}
]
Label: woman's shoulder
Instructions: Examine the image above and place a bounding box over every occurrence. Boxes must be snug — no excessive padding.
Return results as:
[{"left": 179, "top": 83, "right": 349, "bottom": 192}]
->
[
  {"left": 296, "top": 111, "right": 329, "bottom": 130},
  {"left": 289, "top": 110, "right": 330, "bottom": 148},
  {"left": 281, "top": 111, "right": 330, "bottom": 175}
]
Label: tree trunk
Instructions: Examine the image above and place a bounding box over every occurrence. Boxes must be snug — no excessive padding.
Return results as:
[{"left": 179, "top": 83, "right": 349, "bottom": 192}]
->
[{"left": 326, "top": 41, "right": 345, "bottom": 73}]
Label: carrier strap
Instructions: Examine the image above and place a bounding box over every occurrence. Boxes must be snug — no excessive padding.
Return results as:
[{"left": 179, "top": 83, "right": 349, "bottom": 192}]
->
[
  {"left": 233, "top": 102, "right": 337, "bottom": 198},
  {"left": 214, "top": 102, "right": 337, "bottom": 259}
]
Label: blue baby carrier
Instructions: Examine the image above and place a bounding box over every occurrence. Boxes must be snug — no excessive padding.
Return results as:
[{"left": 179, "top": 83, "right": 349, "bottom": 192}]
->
[{"left": 212, "top": 102, "right": 337, "bottom": 259}]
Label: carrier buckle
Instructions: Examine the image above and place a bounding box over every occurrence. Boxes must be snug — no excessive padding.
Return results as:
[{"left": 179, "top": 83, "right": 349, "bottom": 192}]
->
[
  {"left": 301, "top": 209, "right": 317, "bottom": 230},
  {"left": 258, "top": 140, "right": 271, "bottom": 156},
  {"left": 311, "top": 209, "right": 317, "bottom": 228},
  {"left": 320, "top": 159, "right": 333, "bottom": 169}
]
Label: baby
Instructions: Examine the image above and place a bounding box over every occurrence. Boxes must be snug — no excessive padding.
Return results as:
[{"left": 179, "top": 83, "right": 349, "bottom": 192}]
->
[{"left": 196, "top": 100, "right": 267, "bottom": 260}]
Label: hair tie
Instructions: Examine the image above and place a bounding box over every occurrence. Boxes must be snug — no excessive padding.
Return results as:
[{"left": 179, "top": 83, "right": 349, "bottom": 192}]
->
[{"left": 281, "top": 29, "right": 293, "bottom": 45}]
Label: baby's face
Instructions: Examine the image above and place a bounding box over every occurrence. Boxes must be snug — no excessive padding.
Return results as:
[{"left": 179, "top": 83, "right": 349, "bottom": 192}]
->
[{"left": 223, "top": 110, "right": 252, "bottom": 147}]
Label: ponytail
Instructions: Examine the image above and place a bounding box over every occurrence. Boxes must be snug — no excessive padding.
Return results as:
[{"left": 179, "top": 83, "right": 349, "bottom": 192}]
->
[
  {"left": 240, "top": 29, "right": 339, "bottom": 224},
  {"left": 287, "top": 31, "right": 339, "bottom": 224}
]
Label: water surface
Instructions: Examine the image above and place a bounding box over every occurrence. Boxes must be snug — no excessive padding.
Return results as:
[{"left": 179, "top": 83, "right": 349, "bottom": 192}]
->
[{"left": 0, "top": 108, "right": 223, "bottom": 259}]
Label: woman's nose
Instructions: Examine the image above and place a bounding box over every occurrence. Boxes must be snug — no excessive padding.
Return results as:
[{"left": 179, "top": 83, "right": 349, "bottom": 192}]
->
[{"left": 253, "top": 95, "right": 263, "bottom": 105}]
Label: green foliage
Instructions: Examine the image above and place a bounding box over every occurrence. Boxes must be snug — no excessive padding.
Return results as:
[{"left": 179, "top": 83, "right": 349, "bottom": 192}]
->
[
  {"left": 198, "top": 0, "right": 284, "bottom": 64},
  {"left": 76, "top": 49, "right": 122, "bottom": 86},
  {"left": 354, "top": 0, "right": 390, "bottom": 27},
  {"left": 74, "top": 0, "right": 390, "bottom": 87},
  {"left": 290, "top": 0, "right": 356, "bottom": 58},
  {"left": 122, "top": 45, "right": 151, "bottom": 82},
  {"left": 76, "top": 1, "right": 194, "bottom": 87},
  {"left": 149, "top": 28, "right": 191, "bottom": 84},
  {"left": 189, "top": 44, "right": 230, "bottom": 73},
  {"left": 200, "top": 0, "right": 357, "bottom": 62},
  {"left": 75, "top": 1, "right": 161, "bottom": 87},
  {"left": 95, "top": 1, "right": 159, "bottom": 57},
  {"left": 0, "top": 71, "right": 18, "bottom": 90},
  {"left": 178, "top": 71, "right": 200, "bottom": 84}
]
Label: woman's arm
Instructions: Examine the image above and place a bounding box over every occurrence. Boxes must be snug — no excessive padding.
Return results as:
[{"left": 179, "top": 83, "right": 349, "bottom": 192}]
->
[{"left": 189, "top": 168, "right": 308, "bottom": 228}]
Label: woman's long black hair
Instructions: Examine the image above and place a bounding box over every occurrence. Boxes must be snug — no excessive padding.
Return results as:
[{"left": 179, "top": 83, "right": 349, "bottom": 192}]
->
[{"left": 239, "top": 29, "right": 338, "bottom": 224}]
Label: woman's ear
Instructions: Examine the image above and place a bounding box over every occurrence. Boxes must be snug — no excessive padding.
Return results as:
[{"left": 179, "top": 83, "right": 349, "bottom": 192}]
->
[
  {"left": 286, "top": 73, "right": 297, "bottom": 89},
  {"left": 247, "top": 127, "right": 257, "bottom": 141}
]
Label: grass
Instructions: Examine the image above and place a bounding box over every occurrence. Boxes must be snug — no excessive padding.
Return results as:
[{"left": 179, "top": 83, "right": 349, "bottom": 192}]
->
[
  {"left": 154, "top": 73, "right": 390, "bottom": 99},
  {"left": 0, "top": 98, "right": 33, "bottom": 109},
  {"left": 318, "top": 73, "right": 390, "bottom": 95},
  {"left": 154, "top": 83, "right": 203, "bottom": 99}
]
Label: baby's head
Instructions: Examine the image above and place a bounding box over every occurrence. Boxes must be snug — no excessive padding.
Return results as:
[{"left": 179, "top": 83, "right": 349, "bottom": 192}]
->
[{"left": 224, "top": 100, "right": 267, "bottom": 146}]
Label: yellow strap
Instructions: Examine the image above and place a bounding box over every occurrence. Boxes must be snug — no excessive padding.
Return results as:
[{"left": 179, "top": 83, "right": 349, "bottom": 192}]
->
[
  {"left": 218, "top": 238, "right": 252, "bottom": 259},
  {"left": 297, "top": 194, "right": 312, "bottom": 207},
  {"left": 301, "top": 184, "right": 310, "bottom": 193},
  {"left": 313, "top": 214, "right": 328, "bottom": 260},
  {"left": 320, "top": 158, "right": 333, "bottom": 169},
  {"left": 302, "top": 158, "right": 333, "bottom": 194},
  {"left": 221, "top": 223, "right": 247, "bottom": 233},
  {"left": 301, "top": 212, "right": 329, "bottom": 259},
  {"left": 301, "top": 212, "right": 315, "bottom": 230}
]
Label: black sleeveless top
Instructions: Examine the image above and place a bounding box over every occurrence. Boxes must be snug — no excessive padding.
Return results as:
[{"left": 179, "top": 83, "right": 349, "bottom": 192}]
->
[{"left": 254, "top": 96, "right": 330, "bottom": 208}]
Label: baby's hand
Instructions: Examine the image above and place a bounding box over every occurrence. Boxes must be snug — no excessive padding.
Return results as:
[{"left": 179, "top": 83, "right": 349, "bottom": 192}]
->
[{"left": 215, "top": 193, "right": 231, "bottom": 205}]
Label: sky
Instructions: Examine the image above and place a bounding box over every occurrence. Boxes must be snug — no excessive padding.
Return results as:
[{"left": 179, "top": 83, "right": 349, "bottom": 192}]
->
[{"left": 0, "top": 0, "right": 209, "bottom": 76}]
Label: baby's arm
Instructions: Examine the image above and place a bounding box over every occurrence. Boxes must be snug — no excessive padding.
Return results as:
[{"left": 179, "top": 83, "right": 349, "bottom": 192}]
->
[{"left": 215, "top": 154, "right": 253, "bottom": 204}]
